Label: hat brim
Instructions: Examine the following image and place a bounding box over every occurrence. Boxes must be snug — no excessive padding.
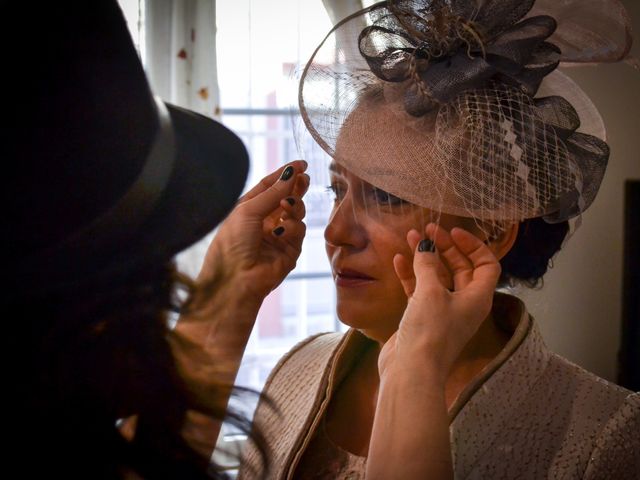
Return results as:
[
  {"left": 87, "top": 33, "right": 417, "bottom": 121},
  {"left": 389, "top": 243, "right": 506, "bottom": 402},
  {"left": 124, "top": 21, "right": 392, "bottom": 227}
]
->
[
  {"left": 11, "top": 103, "right": 250, "bottom": 293},
  {"left": 537, "top": 70, "right": 606, "bottom": 140},
  {"left": 132, "top": 103, "right": 249, "bottom": 262}
]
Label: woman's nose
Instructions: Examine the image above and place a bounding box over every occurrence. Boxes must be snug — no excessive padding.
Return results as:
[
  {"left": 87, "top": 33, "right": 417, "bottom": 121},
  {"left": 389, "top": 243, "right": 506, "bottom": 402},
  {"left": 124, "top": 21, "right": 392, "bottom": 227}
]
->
[{"left": 324, "top": 195, "right": 367, "bottom": 250}]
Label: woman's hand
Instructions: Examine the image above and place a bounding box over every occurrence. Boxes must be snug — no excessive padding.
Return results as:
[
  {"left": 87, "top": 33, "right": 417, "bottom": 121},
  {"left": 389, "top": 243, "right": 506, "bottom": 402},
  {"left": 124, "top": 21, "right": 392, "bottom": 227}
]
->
[
  {"left": 367, "top": 224, "right": 500, "bottom": 480},
  {"left": 168, "top": 161, "right": 309, "bottom": 451},
  {"left": 197, "top": 160, "right": 309, "bottom": 306},
  {"left": 380, "top": 224, "right": 501, "bottom": 381}
]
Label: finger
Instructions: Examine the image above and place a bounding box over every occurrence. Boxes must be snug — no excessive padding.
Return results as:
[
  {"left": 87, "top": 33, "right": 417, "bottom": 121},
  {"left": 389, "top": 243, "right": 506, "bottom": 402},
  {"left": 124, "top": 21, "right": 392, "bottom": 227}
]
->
[
  {"left": 406, "top": 228, "right": 422, "bottom": 252},
  {"left": 279, "top": 195, "right": 306, "bottom": 221},
  {"left": 418, "top": 224, "right": 455, "bottom": 290},
  {"left": 449, "top": 227, "right": 501, "bottom": 294},
  {"left": 272, "top": 218, "right": 306, "bottom": 243},
  {"left": 426, "top": 223, "right": 474, "bottom": 291},
  {"left": 278, "top": 173, "right": 311, "bottom": 221},
  {"left": 292, "top": 173, "right": 311, "bottom": 198},
  {"left": 241, "top": 163, "right": 308, "bottom": 217},
  {"left": 238, "top": 160, "right": 308, "bottom": 204},
  {"left": 393, "top": 253, "right": 415, "bottom": 298},
  {"left": 270, "top": 221, "right": 306, "bottom": 258},
  {"left": 412, "top": 233, "right": 447, "bottom": 293},
  {"left": 393, "top": 228, "right": 421, "bottom": 297}
]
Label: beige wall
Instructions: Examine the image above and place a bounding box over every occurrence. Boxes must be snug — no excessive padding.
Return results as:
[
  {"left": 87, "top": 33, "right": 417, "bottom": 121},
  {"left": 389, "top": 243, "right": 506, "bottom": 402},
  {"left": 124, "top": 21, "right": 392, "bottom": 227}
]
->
[{"left": 517, "top": 0, "right": 640, "bottom": 383}]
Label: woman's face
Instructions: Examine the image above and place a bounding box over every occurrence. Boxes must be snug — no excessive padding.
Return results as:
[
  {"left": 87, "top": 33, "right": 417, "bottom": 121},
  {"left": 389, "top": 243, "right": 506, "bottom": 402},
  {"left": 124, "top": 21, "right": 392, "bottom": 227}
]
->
[{"left": 324, "top": 163, "right": 470, "bottom": 342}]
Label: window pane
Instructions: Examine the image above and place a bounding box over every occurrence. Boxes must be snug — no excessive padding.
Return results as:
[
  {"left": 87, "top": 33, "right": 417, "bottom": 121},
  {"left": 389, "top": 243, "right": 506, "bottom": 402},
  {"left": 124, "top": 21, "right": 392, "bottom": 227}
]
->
[{"left": 176, "top": 1, "right": 340, "bottom": 434}]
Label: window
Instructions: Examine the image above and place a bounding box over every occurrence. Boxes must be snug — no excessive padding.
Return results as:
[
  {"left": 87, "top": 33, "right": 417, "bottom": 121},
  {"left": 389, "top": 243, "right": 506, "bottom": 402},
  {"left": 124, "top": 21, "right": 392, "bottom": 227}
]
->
[
  {"left": 179, "top": 1, "right": 345, "bottom": 470},
  {"left": 195, "top": 0, "right": 344, "bottom": 424}
]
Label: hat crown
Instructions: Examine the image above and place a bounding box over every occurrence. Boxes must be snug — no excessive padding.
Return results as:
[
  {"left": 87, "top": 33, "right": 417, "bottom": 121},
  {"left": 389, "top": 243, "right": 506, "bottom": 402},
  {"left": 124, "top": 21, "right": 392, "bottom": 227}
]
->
[{"left": 3, "top": 0, "right": 158, "bottom": 258}]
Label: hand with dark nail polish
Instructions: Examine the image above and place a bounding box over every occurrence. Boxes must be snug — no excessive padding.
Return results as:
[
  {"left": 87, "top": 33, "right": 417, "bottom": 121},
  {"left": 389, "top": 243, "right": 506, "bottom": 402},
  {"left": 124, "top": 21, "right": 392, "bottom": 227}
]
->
[
  {"left": 199, "top": 158, "right": 307, "bottom": 304},
  {"left": 418, "top": 239, "right": 434, "bottom": 252},
  {"left": 280, "top": 165, "right": 294, "bottom": 181}
]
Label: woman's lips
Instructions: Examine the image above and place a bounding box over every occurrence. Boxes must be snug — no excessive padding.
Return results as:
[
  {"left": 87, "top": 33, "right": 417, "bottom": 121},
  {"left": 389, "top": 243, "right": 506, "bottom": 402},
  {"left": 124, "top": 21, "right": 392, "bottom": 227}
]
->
[{"left": 335, "top": 268, "right": 375, "bottom": 288}]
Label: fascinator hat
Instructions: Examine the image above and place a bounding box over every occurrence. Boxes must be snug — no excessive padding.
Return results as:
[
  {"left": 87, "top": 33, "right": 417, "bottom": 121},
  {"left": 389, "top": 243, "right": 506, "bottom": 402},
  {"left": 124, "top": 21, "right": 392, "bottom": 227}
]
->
[
  {"left": 299, "top": 0, "right": 635, "bottom": 231},
  {"left": 3, "top": 0, "right": 248, "bottom": 293}
]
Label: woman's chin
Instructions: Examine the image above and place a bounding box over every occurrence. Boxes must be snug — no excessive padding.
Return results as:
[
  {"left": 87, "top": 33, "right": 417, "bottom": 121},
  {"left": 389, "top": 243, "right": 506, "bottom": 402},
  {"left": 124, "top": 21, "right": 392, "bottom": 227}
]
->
[{"left": 336, "top": 299, "right": 402, "bottom": 337}]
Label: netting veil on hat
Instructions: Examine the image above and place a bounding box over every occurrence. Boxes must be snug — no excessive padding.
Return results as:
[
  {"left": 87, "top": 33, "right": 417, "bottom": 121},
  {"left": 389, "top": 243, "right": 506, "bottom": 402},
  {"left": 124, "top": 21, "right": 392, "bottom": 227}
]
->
[{"left": 299, "top": 0, "right": 635, "bottom": 229}]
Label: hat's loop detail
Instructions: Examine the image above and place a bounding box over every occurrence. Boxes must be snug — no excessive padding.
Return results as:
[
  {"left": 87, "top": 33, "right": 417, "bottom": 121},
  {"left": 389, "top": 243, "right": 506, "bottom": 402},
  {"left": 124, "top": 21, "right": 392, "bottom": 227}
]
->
[{"left": 359, "top": 1, "right": 560, "bottom": 116}]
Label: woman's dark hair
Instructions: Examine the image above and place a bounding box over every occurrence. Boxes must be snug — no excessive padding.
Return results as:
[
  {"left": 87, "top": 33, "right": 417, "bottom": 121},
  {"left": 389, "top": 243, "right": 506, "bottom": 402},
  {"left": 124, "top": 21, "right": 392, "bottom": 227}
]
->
[
  {"left": 499, "top": 217, "right": 570, "bottom": 288},
  {"left": 8, "top": 260, "right": 262, "bottom": 479}
]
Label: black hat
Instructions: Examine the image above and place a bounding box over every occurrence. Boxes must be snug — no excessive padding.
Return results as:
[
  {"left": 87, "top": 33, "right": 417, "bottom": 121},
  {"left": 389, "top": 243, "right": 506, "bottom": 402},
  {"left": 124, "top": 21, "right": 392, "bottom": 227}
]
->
[{"left": 2, "top": 1, "right": 249, "bottom": 293}]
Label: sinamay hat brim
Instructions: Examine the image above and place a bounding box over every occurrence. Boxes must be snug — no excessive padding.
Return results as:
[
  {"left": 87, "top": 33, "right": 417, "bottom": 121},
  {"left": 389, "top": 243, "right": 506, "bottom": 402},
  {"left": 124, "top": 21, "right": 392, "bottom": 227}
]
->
[{"left": 298, "top": 0, "right": 633, "bottom": 227}]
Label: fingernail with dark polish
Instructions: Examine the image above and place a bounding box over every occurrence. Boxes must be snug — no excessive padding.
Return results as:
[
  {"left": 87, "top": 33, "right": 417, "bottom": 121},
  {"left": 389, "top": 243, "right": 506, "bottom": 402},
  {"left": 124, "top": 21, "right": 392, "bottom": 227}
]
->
[
  {"left": 280, "top": 166, "right": 294, "bottom": 181},
  {"left": 418, "top": 239, "right": 434, "bottom": 252},
  {"left": 273, "top": 226, "right": 285, "bottom": 236},
  {"left": 286, "top": 197, "right": 296, "bottom": 206}
]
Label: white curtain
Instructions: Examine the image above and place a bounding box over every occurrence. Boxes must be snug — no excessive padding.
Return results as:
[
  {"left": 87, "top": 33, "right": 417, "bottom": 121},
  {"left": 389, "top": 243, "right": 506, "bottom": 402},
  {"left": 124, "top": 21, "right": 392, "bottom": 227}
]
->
[
  {"left": 145, "top": 0, "right": 221, "bottom": 119},
  {"left": 322, "top": 0, "right": 365, "bottom": 52},
  {"left": 322, "top": 0, "right": 364, "bottom": 24}
]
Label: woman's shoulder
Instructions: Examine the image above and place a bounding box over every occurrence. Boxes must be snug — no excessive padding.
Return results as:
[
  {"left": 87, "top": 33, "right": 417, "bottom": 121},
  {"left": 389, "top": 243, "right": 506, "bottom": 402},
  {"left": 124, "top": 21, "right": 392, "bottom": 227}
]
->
[
  {"left": 583, "top": 391, "right": 639, "bottom": 479},
  {"left": 541, "top": 354, "right": 639, "bottom": 477},
  {"left": 238, "top": 331, "right": 348, "bottom": 479},
  {"left": 452, "top": 328, "right": 638, "bottom": 479},
  {"left": 546, "top": 352, "right": 634, "bottom": 407},
  {"left": 262, "top": 331, "right": 346, "bottom": 394}
]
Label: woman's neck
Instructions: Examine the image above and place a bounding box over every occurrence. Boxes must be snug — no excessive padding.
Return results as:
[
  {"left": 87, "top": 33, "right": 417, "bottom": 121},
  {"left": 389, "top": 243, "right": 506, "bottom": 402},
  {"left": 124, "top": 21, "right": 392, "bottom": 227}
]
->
[
  {"left": 324, "top": 311, "right": 512, "bottom": 456},
  {"left": 443, "top": 313, "right": 511, "bottom": 407},
  {"left": 362, "top": 310, "right": 511, "bottom": 407}
]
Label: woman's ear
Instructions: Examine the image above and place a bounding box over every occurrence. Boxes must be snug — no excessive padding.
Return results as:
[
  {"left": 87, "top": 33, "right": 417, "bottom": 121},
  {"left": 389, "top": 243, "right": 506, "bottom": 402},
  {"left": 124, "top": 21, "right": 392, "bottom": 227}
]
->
[{"left": 485, "top": 223, "right": 518, "bottom": 261}]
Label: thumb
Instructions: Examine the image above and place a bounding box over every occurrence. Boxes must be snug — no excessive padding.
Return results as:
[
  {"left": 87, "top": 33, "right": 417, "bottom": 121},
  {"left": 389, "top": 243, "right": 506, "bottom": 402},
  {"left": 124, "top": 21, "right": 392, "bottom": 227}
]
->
[
  {"left": 242, "top": 164, "right": 302, "bottom": 217},
  {"left": 412, "top": 241, "right": 446, "bottom": 293}
]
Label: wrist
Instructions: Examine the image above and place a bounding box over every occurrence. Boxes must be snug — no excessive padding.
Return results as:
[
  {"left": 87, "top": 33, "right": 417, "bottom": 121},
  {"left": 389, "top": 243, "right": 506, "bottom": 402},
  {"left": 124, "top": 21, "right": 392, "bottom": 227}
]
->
[
  {"left": 380, "top": 355, "right": 448, "bottom": 390},
  {"left": 195, "top": 263, "right": 264, "bottom": 315}
]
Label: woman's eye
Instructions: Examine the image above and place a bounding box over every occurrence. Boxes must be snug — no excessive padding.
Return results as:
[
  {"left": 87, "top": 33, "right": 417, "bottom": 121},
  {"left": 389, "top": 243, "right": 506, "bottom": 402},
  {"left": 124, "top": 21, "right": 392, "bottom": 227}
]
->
[
  {"left": 326, "top": 183, "right": 346, "bottom": 201},
  {"left": 373, "top": 187, "right": 406, "bottom": 206}
]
